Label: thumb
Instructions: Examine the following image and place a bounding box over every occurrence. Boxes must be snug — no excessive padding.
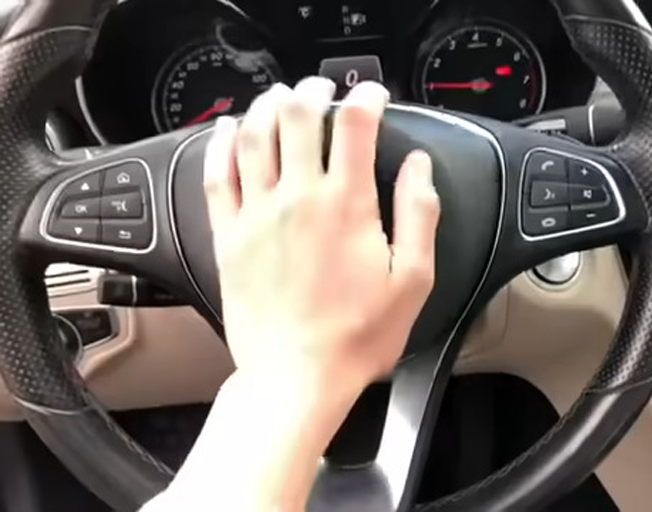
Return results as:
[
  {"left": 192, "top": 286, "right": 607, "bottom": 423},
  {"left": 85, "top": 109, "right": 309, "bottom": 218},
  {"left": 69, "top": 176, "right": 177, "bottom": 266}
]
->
[{"left": 390, "top": 150, "right": 441, "bottom": 296}]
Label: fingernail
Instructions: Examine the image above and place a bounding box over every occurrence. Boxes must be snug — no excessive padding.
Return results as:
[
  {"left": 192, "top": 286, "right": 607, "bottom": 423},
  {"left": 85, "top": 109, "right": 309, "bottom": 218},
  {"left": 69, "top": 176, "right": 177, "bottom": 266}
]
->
[
  {"left": 343, "top": 81, "right": 390, "bottom": 107},
  {"left": 408, "top": 150, "right": 435, "bottom": 192},
  {"left": 294, "top": 77, "right": 337, "bottom": 110},
  {"left": 267, "top": 82, "right": 293, "bottom": 97},
  {"left": 295, "top": 76, "right": 336, "bottom": 94},
  {"left": 213, "top": 114, "right": 237, "bottom": 134}
]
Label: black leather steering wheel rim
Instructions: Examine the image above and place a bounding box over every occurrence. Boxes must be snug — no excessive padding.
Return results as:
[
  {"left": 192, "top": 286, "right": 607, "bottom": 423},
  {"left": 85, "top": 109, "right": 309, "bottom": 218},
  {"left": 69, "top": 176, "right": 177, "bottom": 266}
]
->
[{"left": 2, "top": 1, "right": 652, "bottom": 511}]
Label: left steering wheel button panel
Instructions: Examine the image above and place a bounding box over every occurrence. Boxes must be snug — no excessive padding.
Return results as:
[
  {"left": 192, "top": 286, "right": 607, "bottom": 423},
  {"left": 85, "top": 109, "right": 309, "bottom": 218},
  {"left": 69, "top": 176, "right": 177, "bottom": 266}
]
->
[{"left": 45, "top": 160, "right": 154, "bottom": 251}]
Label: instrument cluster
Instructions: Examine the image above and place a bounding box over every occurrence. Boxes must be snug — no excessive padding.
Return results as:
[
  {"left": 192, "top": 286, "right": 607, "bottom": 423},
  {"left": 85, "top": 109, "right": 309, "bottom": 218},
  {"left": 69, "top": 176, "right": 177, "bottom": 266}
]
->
[{"left": 80, "top": 0, "right": 597, "bottom": 144}]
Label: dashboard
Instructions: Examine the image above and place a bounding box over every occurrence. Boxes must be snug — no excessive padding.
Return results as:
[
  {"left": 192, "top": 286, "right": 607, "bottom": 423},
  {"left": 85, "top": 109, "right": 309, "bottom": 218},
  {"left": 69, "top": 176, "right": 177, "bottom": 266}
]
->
[{"left": 79, "top": 0, "right": 598, "bottom": 144}]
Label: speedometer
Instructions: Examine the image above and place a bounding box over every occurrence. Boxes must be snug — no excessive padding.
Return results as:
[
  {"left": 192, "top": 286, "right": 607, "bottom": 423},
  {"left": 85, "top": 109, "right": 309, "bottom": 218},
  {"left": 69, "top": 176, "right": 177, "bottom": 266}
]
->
[
  {"left": 152, "top": 41, "right": 278, "bottom": 133},
  {"left": 417, "top": 24, "right": 546, "bottom": 120}
]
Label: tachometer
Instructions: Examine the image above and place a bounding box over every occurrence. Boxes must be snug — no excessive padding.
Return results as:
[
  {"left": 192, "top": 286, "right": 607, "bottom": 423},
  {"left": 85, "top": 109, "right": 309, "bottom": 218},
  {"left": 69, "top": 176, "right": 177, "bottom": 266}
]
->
[
  {"left": 152, "top": 41, "right": 278, "bottom": 133},
  {"left": 417, "top": 24, "right": 546, "bottom": 120}
]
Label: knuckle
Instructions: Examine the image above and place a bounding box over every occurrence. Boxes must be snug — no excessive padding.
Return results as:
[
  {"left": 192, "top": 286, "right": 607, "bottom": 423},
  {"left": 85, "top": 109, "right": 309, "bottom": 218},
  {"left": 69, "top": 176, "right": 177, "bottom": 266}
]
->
[
  {"left": 203, "top": 178, "right": 221, "bottom": 196},
  {"left": 279, "top": 95, "right": 318, "bottom": 124},
  {"left": 413, "top": 190, "right": 440, "bottom": 216},
  {"left": 401, "top": 259, "right": 435, "bottom": 290},
  {"left": 237, "top": 121, "right": 262, "bottom": 152}
]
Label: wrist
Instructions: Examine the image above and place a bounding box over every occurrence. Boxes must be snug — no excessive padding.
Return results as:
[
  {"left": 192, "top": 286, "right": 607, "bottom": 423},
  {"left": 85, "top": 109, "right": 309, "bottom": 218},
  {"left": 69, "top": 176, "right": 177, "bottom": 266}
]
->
[
  {"left": 233, "top": 354, "right": 367, "bottom": 408},
  {"left": 164, "top": 364, "right": 363, "bottom": 512}
]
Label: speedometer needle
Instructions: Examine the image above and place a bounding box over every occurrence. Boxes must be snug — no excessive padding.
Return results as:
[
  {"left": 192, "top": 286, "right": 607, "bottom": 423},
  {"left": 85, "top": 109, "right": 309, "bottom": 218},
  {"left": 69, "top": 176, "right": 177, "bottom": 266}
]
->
[
  {"left": 183, "top": 98, "right": 235, "bottom": 127},
  {"left": 426, "top": 81, "right": 494, "bottom": 91}
]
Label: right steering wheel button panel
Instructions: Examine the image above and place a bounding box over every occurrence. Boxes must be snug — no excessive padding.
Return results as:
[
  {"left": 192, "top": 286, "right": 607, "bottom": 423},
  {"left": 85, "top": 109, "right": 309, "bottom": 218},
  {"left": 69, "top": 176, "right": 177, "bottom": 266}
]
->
[{"left": 521, "top": 150, "right": 618, "bottom": 238}]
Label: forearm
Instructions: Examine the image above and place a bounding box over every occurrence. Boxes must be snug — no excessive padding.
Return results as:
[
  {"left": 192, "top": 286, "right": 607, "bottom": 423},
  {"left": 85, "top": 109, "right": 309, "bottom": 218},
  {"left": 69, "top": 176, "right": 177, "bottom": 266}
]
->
[{"left": 143, "top": 365, "right": 361, "bottom": 512}]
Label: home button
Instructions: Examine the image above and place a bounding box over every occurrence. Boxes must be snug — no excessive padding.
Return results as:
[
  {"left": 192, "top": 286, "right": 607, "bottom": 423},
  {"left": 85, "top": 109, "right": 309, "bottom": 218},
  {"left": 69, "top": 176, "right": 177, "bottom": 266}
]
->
[{"left": 103, "top": 162, "right": 148, "bottom": 192}]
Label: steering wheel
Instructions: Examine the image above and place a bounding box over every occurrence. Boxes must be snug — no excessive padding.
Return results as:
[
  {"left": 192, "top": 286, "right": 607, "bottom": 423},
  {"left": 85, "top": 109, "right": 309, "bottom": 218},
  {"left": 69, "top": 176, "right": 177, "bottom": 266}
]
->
[{"left": 1, "top": 0, "right": 652, "bottom": 510}]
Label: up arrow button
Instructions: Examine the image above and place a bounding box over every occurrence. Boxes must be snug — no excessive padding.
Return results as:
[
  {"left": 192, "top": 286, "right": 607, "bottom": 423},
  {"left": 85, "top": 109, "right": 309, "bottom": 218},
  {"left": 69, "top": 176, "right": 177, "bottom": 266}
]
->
[{"left": 64, "top": 173, "right": 101, "bottom": 197}]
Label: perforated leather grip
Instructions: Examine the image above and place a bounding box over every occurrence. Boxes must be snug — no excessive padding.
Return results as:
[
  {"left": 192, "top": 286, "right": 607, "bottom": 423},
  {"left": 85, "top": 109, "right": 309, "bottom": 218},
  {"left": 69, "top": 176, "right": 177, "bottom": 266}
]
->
[
  {"left": 0, "top": 26, "right": 95, "bottom": 410},
  {"left": 0, "top": 3, "right": 174, "bottom": 509},
  {"left": 561, "top": 11, "right": 652, "bottom": 391}
]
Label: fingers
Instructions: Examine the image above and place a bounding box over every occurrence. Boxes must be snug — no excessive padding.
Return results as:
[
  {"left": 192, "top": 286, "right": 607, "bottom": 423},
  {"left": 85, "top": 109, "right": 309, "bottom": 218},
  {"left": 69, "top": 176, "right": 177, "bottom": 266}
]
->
[
  {"left": 328, "top": 82, "right": 389, "bottom": 194},
  {"left": 237, "top": 83, "right": 292, "bottom": 201},
  {"left": 204, "top": 115, "right": 241, "bottom": 238},
  {"left": 277, "top": 77, "right": 336, "bottom": 188},
  {"left": 390, "top": 150, "right": 441, "bottom": 296}
]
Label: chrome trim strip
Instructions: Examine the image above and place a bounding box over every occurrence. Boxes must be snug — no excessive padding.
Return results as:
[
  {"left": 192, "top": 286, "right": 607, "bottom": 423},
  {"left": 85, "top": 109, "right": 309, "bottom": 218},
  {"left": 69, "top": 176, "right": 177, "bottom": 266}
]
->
[
  {"left": 45, "top": 120, "right": 63, "bottom": 152},
  {"left": 75, "top": 76, "right": 109, "bottom": 146},
  {"left": 167, "top": 126, "right": 222, "bottom": 321},
  {"left": 131, "top": 275, "right": 138, "bottom": 307},
  {"left": 14, "top": 397, "right": 90, "bottom": 416},
  {"left": 39, "top": 158, "right": 158, "bottom": 255},
  {"left": 588, "top": 102, "right": 597, "bottom": 145},
  {"left": 518, "top": 148, "right": 626, "bottom": 242}
]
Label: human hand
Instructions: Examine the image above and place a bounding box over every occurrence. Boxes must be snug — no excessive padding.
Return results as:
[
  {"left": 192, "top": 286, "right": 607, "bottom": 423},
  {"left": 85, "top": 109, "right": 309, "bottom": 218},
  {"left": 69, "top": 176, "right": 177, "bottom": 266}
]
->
[{"left": 204, "top": 77, "right": 441, "bottom": 393}]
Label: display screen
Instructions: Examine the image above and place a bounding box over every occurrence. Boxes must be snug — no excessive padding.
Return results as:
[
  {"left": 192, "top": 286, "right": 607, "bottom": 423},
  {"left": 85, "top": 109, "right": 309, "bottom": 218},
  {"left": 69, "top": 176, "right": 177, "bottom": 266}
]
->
[{"left": 290, "top": 0, "right": 387, "bottom": 40}]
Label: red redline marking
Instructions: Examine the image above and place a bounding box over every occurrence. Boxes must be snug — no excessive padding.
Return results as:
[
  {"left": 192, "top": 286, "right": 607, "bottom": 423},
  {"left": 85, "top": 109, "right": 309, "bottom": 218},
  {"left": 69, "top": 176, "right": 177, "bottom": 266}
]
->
[
  {"left": 495, "top": 65, "right": 513, "bottom": 77},
  {"left": 426, "top": 81, "right": 494, "bottom": 91}
]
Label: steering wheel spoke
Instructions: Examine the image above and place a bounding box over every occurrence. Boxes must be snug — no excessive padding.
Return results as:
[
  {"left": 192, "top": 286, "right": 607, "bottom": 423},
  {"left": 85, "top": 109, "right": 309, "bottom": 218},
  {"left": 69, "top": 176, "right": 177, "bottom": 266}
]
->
[
  {"left": 473, "top": 120, "right": 649, "bottom": 292},
  {"left": 310, "top": 331, "right": 461, "bottom": 512},
  {"left": 20, "top": 131, "right": 203, "bottom": 304}
]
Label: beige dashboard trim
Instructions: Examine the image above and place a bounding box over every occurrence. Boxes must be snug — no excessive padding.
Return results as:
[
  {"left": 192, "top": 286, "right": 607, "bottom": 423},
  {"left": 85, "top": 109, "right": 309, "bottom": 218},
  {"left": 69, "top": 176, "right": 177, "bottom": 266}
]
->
[
  {"left": 0, "top": 247, "right": 649, "bottom": 511},
  {"left": 0, "top": 285, "right": 234, "bottom": 420},
  {"left": 457, "top": 247, "right": 652, "bottom": 512}
]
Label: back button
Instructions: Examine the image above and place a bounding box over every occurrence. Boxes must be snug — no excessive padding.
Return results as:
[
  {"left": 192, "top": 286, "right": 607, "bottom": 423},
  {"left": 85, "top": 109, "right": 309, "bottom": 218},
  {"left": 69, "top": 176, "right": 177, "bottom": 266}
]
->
[{"left": 101, "top": 221, "right": 152, "bottom": 249}]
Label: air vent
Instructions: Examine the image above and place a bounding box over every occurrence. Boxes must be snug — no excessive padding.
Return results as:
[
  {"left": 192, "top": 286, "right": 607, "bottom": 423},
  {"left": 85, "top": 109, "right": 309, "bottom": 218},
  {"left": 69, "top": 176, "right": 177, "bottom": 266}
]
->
[{"left": 45, "top": 264, "right": 100, "bottom": 293}]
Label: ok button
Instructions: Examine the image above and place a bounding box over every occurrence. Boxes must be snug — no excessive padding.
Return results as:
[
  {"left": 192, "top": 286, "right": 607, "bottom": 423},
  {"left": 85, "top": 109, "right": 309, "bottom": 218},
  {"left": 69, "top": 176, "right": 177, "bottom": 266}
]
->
[{"left": 530, "top": 181, "right": 569, "bottom": 208}]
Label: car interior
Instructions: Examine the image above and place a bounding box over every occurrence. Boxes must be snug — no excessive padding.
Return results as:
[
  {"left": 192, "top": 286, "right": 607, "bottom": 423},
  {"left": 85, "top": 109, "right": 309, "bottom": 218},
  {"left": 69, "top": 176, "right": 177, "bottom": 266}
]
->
[{"left": 2, "top": 0, "right": 652, "bottom": 511}]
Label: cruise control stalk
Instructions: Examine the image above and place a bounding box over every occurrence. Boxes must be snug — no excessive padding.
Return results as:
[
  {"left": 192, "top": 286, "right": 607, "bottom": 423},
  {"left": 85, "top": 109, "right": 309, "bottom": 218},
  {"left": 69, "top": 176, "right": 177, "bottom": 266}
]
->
[
  {"left": 97, "top": 273, "right": 186, "bottom": 307},
  {"left": 517, "top": 101, "right": 625, "bottom": 146}
]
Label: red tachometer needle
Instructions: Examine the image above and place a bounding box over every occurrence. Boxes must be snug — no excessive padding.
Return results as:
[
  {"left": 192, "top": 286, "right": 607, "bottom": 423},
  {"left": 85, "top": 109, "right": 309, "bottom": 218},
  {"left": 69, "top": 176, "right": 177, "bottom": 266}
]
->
[
  {"left": 426, "top": 81, "right": 494, "bottom": 91},
  {"left": 183, "top": 98, "right": 235, "bottom": 127}
]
